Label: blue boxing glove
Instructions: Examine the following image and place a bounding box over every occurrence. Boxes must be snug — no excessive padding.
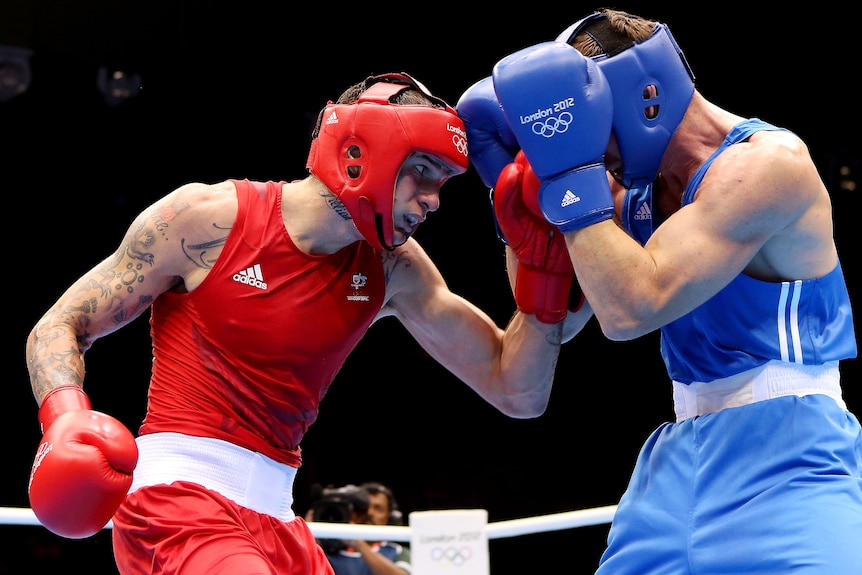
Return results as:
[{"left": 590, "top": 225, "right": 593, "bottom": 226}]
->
[
  {"left": 456, "top": 76, "right": 521, "bottom": 189},
  {"left": 492, "top": 42, "right": 614, "bottom": 232}
]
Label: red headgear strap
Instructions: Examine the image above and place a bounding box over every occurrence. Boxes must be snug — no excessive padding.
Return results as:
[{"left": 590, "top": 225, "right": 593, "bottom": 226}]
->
[{"left": 306, "top": 73, "right": 469, "bottom": 250}]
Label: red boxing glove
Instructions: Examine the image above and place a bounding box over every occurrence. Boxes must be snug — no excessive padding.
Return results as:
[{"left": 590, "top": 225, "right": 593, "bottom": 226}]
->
[
  {"left": 28, "top": 385, "right": 138, "bottom": 539},
  {"left": 493, "top": 151, "right": 583, "bottom": 323}
]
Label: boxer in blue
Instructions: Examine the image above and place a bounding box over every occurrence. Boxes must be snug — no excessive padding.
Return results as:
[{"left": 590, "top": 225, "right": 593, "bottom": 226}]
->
[{"left": 459, "top": 8, "right": 862, "bottom": 574}]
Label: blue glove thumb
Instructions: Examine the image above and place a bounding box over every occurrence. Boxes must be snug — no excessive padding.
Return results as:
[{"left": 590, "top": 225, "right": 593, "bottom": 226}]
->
[{"left": 457, "top": 76, "right": 520, "bottom": 189}]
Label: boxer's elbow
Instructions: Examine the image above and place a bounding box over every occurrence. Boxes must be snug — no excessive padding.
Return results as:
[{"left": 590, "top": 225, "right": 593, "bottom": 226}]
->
[
  {"left": 494, "top": 390, "right": 550, "bottom": 419},
  {"left": 595, "top": 310, "right": 654, "bottom": 341}
]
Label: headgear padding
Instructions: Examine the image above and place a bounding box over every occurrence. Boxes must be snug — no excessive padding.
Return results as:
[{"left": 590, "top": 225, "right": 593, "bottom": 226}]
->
[
  {"left": 306, "top": 73, "right": 469, "bottom": 251},
  {"left": 557, "top": 13, "right": 695, "bottom": 190}
]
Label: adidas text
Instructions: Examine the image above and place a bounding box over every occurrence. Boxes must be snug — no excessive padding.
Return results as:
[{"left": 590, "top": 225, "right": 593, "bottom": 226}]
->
[{"left": 233, "top": 264, "right": 268, "bottom": 290}]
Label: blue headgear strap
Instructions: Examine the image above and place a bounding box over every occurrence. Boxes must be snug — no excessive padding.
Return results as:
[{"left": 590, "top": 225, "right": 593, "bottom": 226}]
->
[{"left": 556, "top": 13, "right": 695, "bottom": 190}]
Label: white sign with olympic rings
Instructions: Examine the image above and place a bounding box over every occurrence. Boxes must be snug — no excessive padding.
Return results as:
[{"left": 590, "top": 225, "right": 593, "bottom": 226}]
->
[{"left": 409, "top": 509, "right": 489, "bottom": 574}]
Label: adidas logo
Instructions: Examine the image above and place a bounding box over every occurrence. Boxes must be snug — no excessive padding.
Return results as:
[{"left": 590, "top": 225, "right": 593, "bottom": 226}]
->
[
  {"left": 561, "top": 190, "right": 580, "bottom": 207},
  {"left": 233, "top": 263, "right": 268, "bottom": 290},
  {"left": 634, "top": 202, "right": 651, "bottom": 221},
  {"left": 325, "top": 111, "right": 338, "bottom": 125}
]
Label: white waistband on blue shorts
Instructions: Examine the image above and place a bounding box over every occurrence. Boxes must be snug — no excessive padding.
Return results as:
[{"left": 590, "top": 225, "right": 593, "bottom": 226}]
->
[
  {"left": 130, "top": 432, "right": 297, "bottom": 522},
  {"left": 672, "top": 360, "right": 845, "bottom": 422}
]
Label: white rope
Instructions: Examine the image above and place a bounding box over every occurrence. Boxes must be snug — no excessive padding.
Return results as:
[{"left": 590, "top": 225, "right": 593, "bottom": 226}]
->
[{"left": 0, "top": 505, "right": 616, "bottom": 541}]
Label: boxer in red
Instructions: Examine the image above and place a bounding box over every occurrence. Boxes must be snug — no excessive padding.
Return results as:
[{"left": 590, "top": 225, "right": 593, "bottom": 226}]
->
[{"left": 25, "top": 72, "right": 592, "bottom": 574}]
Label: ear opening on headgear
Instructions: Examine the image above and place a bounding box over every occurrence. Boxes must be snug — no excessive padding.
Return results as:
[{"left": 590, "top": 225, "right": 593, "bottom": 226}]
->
[
  {"left": 346, "top": 145, "right": 362, "bottom": 179},
  {"left": 642, "top": 85, "right": 659, "bottom": 121}
]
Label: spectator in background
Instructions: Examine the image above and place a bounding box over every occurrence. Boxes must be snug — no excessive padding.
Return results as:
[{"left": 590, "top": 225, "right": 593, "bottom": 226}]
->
[{"left": 309, "top": 482, "right": 410, "bottom": 575}]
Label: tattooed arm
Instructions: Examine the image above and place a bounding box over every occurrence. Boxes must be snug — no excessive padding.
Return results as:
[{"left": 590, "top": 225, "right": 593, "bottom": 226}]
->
[{"left": 25, "top": 181, "right": 238, "bottom": 404}]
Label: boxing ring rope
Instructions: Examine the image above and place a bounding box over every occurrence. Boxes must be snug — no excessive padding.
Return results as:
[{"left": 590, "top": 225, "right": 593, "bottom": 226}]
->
[{"left": 0, "top": 504, "right": 617, "bottom": 540}]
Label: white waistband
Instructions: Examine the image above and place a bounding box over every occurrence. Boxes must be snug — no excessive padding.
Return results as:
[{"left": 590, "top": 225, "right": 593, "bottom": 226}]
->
[
  {"left": 672, "top": 360, "right": 845, "bottom": 422},
  {"left": 130, "top": 432, "right": 297, "bottom": 522}
]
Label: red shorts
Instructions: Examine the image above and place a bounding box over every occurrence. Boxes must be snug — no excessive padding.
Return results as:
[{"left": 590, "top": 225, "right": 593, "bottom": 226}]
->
[{"left": 112, "top": 481, "right": 334, "bottom": 575}]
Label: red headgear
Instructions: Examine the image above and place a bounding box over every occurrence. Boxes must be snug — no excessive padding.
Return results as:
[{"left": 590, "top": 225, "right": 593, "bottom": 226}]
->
[{"left": 306, "top": 73, "right": 469, "bottom": 250}]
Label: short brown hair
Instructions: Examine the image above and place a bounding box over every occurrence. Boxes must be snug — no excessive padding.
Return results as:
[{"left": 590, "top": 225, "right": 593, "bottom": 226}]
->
[
  {"left": 336, "top": 75, "right": 433, "bottom": 106},
  {"left": 570, "top": 9, "right": 656, "bottom": 57}
]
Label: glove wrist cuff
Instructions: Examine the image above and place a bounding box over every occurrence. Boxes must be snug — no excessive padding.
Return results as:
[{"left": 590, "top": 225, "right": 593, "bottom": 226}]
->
[
  {"left": 39, "top": 385, "right": 91, "bottom": 432},
  {"left": 539, "top": 163, "right": 614, "bottom": 232},
  {"left": 516, "top": 264, "right": 572, "bottom": 324}
]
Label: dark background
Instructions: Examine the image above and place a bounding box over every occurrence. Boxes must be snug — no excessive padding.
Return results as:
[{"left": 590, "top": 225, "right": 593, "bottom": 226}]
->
[{"left": 2, "top": 2, "right": 859, "bottom": 573}]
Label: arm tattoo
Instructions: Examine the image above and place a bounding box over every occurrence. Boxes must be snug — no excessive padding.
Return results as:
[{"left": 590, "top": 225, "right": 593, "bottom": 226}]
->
[
  {"left": 509, "top": 309, "right": 564, "bottom": 347},
  {"left": 152, "top": 201, "right": 180, "bottom": 238},
  {"left": 111, "top": 294, "right": 153, "bottom": 324},
  {"left": 181, "top": 223, "right": 229, "bottom": 269},
  {"left": 29, "top": 342, "right": 84, "bottom": 398},
  {"left": 380, "top": 250, "right": 412, "bottom": 286},
  {"left": 71, "top": 268, "right": 152, "bottom": 328},
  {"left": 126, "top": 220, "right": 156, "bottom": 265},
  {"left": 546, "top": 322, "right": 564, "bottom": 347}
]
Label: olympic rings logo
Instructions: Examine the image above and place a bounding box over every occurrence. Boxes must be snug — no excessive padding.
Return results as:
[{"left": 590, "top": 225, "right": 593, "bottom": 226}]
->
[
  {"left": 430, "top": 546, "right": 473, "bottom": 567},
  {"left": 452, "top": 134, "right": 468, "bottom": 156},
  {"left": 532, "top": 111, "right": 572, "bottom": 138}
]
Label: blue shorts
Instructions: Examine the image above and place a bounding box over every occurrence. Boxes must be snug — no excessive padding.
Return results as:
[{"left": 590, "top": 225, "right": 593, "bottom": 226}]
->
[{"left": 596, "top": 395, "right": 862, "bottom": 575}]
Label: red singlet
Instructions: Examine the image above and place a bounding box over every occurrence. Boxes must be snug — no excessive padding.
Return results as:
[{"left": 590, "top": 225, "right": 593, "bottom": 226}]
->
[{"left": 140, "top": 179, "right": 384, "bottom": 465}]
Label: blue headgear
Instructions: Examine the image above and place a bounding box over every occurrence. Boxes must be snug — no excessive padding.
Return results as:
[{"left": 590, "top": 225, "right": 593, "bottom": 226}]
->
[{"left": 556, "top": 13, "right": 695, "bottom": 190}]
